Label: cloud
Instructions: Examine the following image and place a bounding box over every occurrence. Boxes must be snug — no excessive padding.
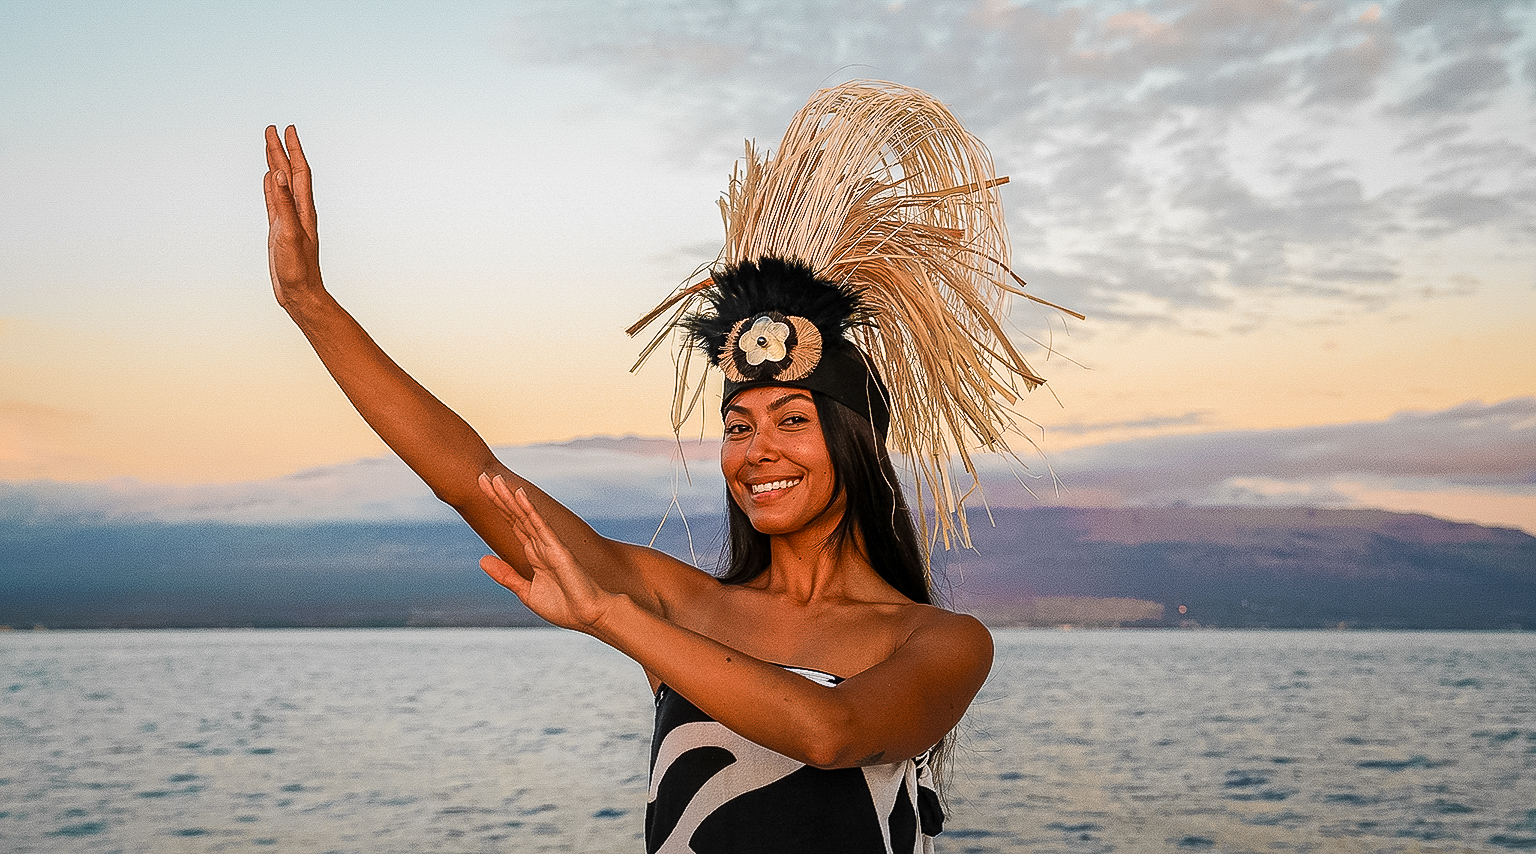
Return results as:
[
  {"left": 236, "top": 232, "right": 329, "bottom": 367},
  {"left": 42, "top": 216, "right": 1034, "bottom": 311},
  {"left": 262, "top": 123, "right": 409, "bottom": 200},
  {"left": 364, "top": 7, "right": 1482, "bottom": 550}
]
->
[
  {"left": 1017, "top": 397, "right": 1536, "bottom": 527},
  {"left": 1393, "top": 52, "right": 1511, "bottom": 114},
  {"left": 1049, "top": 411, "right": 1211, "bottom": 437},
  {"left": 1306, "top": 9, "right": 1395, "bottom": 104},
  {"left": 502, "top": 0, "right": 1536, "bottom": 327},
  {"left": 1418, "top": 189, "right": 1516, "bottom": 232},
  {"left": 1393, "top": 0, "right": 1526, "bottom": 53},
  {"left": 4, "top": 399, "right": 1532, "bottom": 533},
  {"left": 0, "top": 437, "right": 725, "bottom": 527}
]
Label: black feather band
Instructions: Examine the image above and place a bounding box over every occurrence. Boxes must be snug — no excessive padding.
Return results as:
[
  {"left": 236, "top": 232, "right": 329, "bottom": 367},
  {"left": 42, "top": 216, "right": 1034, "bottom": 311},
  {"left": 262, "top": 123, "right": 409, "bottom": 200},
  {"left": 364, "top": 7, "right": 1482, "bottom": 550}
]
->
[{"left": 682, "top": 256, "right": 889, "bottom": 436}]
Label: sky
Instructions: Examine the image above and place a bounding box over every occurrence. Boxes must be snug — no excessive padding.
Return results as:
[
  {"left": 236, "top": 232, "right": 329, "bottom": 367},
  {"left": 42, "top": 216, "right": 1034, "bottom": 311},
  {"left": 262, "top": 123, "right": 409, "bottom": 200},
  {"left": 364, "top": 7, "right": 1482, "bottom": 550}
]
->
[{"left": 2, "top": 0, "right": 1534, "bottom": 533}]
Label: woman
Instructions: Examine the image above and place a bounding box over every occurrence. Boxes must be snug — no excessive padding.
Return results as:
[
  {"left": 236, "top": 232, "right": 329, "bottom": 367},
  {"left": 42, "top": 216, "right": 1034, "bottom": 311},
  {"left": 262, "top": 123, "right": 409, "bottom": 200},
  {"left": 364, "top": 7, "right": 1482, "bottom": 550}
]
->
[{"left": 265, "top": 81, "right": 1058, "bottom": 853}]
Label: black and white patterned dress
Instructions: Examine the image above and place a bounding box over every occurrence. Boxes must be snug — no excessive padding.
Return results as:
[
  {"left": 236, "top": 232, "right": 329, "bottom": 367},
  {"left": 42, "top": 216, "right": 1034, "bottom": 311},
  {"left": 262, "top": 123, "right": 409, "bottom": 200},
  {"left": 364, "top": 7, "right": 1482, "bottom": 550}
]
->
[{"left": 646, "top": 666, "right": 942, "bottom": 854}]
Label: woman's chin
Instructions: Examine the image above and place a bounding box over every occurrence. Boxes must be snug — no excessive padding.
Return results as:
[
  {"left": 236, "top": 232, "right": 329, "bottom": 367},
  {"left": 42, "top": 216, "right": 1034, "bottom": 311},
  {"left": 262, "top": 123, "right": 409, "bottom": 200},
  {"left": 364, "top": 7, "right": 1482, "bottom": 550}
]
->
[
  {"left": 745, "top": 502, "right": 844, "bottom": 539},
  {"left": 746, "top": 514, "right": 799, "bottom": 536}
]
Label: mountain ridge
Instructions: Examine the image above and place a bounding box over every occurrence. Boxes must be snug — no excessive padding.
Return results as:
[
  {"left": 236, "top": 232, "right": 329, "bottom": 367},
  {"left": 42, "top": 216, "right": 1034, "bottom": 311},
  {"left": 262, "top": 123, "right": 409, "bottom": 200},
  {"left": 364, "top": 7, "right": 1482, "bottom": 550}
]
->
[{"left": 2, "top": 505, "right": 1532, "bottom": 630}]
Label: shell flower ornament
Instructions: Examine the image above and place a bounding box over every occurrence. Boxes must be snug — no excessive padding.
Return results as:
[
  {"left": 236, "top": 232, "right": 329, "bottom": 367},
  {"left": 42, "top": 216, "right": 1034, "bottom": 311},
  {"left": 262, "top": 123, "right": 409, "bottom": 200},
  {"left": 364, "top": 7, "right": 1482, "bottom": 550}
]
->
[
  {"left": 739, "top": 316, "right": 790, "bottom": 365},
  {"left": 719, "top": 306, "right": 826, "bottom": 383}
]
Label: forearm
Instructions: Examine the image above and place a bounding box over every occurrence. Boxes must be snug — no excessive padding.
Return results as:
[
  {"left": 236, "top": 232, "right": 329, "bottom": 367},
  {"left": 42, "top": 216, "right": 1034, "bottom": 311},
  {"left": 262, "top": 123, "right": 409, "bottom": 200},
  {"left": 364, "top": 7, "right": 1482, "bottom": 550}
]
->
[
  {"left": 591, "top": 595, "right": 867, "bottom": 769},
  {"left": 281, "top": 285, "right": 493, "bottom": 507}
]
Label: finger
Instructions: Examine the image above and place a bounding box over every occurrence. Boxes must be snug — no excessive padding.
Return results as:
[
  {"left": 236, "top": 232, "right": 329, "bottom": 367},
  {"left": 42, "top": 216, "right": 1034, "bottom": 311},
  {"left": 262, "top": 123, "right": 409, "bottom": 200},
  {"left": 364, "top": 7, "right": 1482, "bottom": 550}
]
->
[
  {"left": 514, "top": 488, "right": 563, "bottom": 548},
  {"left": 511, "top": 510, "right": 548, "bottom": 566},
  {"left": 486, "top": 478, "right": 546, "bottom": 557},
  {"left": 483, "top": 477, "right": 536, "bottom": 546},
  {"left": 284, "top": 126, "right": 318, "bottom": 239},
  {"left": 264, "top": 161, "right": 300, "bottom": 233},
  {"left": 478, "top": 473, "right": 511, "bottom": 515},
  {"left": 498, "top": 489, "right": 570, "bottom": 576},
  {"left": 264, "top": 124, "right": 289, "bottom": 176},
  {"left": 494, "top": 481, "right": 553, "bottom": 555},
  {"left": 522, "top": 537, "right": 546, "bottom": 572},
  {"left": 263, "top": 169, "right": 280, "bottom": 227},
  {"left": 485, "top": 474, "right": 520, "bottom": 517},
  {"left": 480, "top": 554, "right": 533, "bottom": 598},
  {"left": 499, "top": 486, "right": 544, "bottom": 545}
]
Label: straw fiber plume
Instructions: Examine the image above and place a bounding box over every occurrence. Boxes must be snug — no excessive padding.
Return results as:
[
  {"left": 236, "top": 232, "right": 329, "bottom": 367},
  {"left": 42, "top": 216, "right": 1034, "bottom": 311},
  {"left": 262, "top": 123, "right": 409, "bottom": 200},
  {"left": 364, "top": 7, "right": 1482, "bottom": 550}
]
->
[{"left": 630, "top": 80, "right": 1076, "bottom": 550}]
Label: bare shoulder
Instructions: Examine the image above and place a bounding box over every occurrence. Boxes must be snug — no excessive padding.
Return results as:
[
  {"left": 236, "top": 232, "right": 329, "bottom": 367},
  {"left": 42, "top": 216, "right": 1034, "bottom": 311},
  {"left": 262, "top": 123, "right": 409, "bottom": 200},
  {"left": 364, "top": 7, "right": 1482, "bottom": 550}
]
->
[
  {"left": 894, "top": 604, "right": 994, "bottom": 679},
  {"left": 840, "top": 603, "right": 992, "bottom": 748}
]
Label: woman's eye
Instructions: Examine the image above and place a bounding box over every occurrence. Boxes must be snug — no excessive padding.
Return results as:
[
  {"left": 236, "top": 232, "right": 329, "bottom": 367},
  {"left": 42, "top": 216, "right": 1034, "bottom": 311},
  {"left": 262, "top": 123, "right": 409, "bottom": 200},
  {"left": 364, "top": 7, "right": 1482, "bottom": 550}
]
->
[{"left": 724, "top": 423, "right": 750, "bottom": 436}]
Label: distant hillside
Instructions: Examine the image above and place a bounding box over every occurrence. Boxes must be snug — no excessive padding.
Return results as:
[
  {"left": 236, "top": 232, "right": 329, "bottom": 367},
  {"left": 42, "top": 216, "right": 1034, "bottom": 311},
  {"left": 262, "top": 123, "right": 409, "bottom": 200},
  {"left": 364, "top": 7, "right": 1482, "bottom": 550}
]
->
[
  {"left": 946, "top": 507, "right": 1536, "bottom": 629},
  {"left": 0, "top": 517, "right": 707, "bottom": 630},
  {"left": 2, "top": 507, "right": 1532, "bottom": 630}
]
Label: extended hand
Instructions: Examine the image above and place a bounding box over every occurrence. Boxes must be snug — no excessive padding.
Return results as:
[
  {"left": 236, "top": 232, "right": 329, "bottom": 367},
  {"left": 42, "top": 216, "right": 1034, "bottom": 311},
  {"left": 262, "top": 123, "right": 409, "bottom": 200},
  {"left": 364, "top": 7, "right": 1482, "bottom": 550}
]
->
[
  {"left": 263, "top": 125, "right": 322, "bottom": 304},
  {"left": 478, "top": 474, "right": 620, "bottom": 633}
]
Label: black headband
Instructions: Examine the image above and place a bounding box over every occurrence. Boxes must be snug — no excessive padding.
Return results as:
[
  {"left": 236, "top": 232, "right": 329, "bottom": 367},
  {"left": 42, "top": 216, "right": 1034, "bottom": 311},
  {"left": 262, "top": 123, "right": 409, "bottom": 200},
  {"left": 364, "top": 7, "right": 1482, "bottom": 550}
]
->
[
  {"left": 720, "top": 338, "right": 891, "bottom": 438},
  {"left": 677, "top": 257, "right": 890, "bottom": 436}
]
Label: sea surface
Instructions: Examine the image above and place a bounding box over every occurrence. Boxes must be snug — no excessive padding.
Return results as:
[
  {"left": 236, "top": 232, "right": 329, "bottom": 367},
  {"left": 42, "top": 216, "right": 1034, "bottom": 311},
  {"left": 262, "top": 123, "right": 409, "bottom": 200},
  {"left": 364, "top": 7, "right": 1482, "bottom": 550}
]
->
[{"left": 1, "top": 629, "right": 1533, "bottom": 853}]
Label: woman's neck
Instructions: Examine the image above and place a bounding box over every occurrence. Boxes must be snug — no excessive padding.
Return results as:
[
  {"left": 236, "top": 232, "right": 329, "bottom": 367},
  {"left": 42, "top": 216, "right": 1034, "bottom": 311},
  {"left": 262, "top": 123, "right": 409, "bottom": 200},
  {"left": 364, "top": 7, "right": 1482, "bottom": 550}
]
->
[{"left": 756, "top": 522, "right": 888, "bottom": 606}]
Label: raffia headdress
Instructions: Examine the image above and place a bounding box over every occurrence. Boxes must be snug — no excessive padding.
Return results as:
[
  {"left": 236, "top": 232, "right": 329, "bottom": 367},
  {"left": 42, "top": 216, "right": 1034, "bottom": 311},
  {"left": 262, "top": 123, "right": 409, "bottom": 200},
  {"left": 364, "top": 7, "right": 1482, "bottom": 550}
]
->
[{"left": 628, "top": 80, "right": 1079, "bottom": 549}]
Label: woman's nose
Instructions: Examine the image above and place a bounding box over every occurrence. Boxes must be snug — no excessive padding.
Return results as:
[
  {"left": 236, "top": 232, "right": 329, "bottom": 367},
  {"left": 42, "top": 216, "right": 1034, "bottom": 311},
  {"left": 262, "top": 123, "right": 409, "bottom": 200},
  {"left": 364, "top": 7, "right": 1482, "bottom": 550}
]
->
[{"left": 748, "top": 429, "right": 781, "bottom": 462}]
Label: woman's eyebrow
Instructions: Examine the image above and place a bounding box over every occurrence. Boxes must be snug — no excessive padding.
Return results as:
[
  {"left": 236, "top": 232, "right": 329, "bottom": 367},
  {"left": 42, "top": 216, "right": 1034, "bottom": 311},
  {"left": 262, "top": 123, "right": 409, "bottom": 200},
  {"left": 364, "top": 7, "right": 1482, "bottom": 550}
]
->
[
  {"left": 724, "top": 391, "right": 814, "bottom": 418},
  {"left": 766, "top": 391, "right": 814, "bottom": 413}
]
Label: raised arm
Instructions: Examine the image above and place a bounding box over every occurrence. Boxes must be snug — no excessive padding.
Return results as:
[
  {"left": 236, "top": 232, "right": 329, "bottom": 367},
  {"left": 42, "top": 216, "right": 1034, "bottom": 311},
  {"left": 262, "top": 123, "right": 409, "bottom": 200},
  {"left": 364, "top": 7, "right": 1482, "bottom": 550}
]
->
[{"left": 262, "top": 125, "right": 679, "bottom": 605}]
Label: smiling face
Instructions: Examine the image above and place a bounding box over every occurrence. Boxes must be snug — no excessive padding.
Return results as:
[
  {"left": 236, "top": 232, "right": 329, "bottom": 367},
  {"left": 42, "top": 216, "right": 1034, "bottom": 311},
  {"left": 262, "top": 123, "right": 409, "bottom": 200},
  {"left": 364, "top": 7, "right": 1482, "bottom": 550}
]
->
[{"left": 720, "top": 387, "right": 844, "bottom": 538}]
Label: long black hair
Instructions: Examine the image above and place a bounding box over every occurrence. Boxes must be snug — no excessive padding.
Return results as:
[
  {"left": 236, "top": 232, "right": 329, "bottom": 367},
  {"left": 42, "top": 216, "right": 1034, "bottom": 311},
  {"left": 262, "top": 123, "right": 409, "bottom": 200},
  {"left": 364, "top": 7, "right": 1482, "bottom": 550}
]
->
[
  {"left": 716, "top": 391, "right": 933, "bottom": 606},
  {"left": 715, "top": 390, "right": 954, "bottom": 811}
]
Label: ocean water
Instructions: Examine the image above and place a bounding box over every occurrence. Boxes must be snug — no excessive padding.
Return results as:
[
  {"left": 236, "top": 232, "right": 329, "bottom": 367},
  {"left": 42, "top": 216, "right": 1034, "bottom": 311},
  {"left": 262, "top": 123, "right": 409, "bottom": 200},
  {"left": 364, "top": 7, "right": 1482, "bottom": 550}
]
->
[{"left": 1, "top": 629, "right": 1533, "bottom": 853}]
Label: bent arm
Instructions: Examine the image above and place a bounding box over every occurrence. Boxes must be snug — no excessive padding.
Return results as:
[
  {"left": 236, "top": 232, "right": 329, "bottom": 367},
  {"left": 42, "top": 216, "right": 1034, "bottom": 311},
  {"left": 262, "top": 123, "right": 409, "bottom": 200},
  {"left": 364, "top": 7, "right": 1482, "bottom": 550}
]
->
[
  {"left": 486, "top": 482, "right": 993, "bottom": 768},
  {"left": 262, "top": 125, "right": 661, "bottom": 601},
  {"left": 595, "top": 598, "right": 993, "bottom": 768}
]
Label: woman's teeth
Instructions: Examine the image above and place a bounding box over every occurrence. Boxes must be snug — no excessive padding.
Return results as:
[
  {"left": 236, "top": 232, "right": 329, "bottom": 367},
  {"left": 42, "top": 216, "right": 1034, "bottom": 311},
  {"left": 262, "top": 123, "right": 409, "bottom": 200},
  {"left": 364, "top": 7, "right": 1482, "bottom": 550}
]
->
[{"left": 751, "top": 478, "right": 801, "bottom": 495}]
